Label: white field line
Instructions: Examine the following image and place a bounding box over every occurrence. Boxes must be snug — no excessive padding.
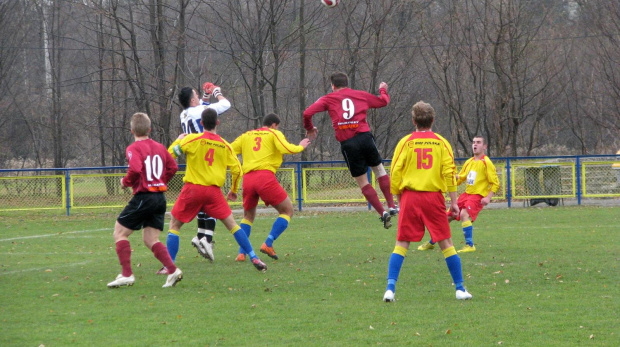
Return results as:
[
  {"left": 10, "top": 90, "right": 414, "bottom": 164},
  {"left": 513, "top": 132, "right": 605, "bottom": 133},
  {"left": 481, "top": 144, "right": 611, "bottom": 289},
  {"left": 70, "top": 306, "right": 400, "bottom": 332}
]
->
[
  {"left": 0, "top": 260, "right": 92, "bottom": 276},
  {"left": 0, "top": 228, "right": 110, "bottom": 242}
]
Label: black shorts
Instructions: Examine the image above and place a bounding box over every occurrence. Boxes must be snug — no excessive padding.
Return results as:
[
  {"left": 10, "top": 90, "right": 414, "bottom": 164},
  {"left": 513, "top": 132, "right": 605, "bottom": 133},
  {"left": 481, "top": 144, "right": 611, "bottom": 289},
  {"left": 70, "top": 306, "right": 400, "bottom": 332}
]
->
[
  {"left": 340, "top": 132, "right": 383, "bottom": 177},
  {"left": 117, "top": 192, "right": 167, "bottom": 231}
]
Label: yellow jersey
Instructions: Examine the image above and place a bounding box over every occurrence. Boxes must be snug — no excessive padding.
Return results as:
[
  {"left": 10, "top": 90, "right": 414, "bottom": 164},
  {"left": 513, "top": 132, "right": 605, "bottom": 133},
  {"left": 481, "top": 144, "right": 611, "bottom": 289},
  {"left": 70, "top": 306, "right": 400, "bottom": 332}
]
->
[
  {"left": 390, "top": 131, "right": 457, "bottom": 194},
  {"left": 168, "top": 132, "right": 242, "bottom": 193},
  {"left": 613, "top": 150, "right": 620, "bottom": 168},
  {"left": 456, "top": 156, "right": 500, "bottom": 197},
  {"left": 230, "top": 127, "right": 304, "bottom": 174}
]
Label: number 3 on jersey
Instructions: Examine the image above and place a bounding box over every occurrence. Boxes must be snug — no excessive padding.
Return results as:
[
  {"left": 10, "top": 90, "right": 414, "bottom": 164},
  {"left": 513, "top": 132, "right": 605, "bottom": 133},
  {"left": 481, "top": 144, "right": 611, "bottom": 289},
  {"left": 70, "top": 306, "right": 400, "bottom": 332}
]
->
[
  {"left": 253, "top": 137, "right": 262, "bottom": 151},
  {"left": 204, "top": 148, "right": 215, "bottom": 166}
]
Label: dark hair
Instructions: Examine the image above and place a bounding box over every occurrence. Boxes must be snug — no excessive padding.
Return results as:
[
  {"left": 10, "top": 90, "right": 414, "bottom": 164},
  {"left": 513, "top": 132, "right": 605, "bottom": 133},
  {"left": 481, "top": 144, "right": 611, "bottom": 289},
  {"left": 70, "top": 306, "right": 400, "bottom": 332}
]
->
[
  {"left": 412, "top": 101, "right": 435, "bottom": 129},
  {"left": 262, "top": 113, "right": 281, "bottom": 127},
  {"left": 330, "top": 72, "right": 349, "bottom": 88},
  {"left": 201, "top": 108, "right": 218, "bottom": 130},
  {"left": 178, "top": 87, "right": 194, "bottom": 109}
]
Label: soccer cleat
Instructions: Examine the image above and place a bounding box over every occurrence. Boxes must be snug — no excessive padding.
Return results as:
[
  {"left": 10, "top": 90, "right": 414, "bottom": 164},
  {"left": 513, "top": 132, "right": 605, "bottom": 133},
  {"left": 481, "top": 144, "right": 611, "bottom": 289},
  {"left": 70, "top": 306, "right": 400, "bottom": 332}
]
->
[
  {"left": 260, "top": 243, "right": 279, "bottom": 260},
  {"left": 155, "top": 267, "right": 170, "bottom": 275},
  {"left": 457, "top": 245, "right": 476, "bottom": 253},
  {"left": 380, "top": 211, "right": 392, "bottom": 229},
  {"left": 107, "top": 274, "right": 135, "bottom": 288},
  {"left": 162, "top": 268, "right": 183, "bottom": 288},
  {"left": 389, "top": 206, "right": 400, "bottom": 216},
  {"left": 456, "top": 289, "right": 473, "bottom": 300},
  {"left": 383, "top": 290, "right": 395, "bottom": 302},
  {"left": 251, "top": 258, "right": 267, "bottom": 272},
  {"left": 417, "top": 241, "right": 435, "bottom": 251},
  {"left": 192, "top": 236, "right": 214, "bottom": 262},
  {"left": 235, "top": 254, "right": 246, "bottom": 262}
]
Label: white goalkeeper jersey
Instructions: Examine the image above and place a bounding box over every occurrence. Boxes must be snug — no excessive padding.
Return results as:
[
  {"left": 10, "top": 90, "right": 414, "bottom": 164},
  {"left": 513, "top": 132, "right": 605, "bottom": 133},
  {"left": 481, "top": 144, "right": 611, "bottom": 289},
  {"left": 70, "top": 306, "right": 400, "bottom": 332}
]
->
[{"left": 179, "top": 98, "right": 231, "bottom": 134}]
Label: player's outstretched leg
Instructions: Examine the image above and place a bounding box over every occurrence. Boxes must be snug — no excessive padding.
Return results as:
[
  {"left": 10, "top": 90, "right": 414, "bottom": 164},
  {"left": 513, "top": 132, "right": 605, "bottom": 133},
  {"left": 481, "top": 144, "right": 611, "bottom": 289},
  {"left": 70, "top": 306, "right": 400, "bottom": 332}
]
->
[
  {"left": 261, "top": 214, "right": 290, "bottom": 260},
  {"left": 458, "top": 221, "right": 476, "bottom": 253},
  {"left": 236, "top": 219, "right": 253, "bottom": 262},
  {"left": 442, "top": 245, "right": 472, "bottom": 300},
  {"left": 108, "top": 239, "right": 135, "bottom": 288},
  {"left": 377, "top": 174, "right": 398, "bottom": 215},
  {"left": 225, "top": 218, "right": 266, "bottom": 272},
  {"left": 192, "top": 212, "right": 215, "bottom": 261},
  {"left": 383, "top": 245, "right": 407, "bottom": 302}
]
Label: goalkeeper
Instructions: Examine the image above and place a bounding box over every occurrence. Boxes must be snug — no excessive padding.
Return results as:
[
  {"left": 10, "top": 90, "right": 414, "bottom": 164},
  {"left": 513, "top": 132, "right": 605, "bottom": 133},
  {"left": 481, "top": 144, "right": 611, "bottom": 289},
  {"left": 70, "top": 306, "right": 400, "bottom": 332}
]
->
[{"left": 158, "top": 83, "right": 230, "bottom": 275}]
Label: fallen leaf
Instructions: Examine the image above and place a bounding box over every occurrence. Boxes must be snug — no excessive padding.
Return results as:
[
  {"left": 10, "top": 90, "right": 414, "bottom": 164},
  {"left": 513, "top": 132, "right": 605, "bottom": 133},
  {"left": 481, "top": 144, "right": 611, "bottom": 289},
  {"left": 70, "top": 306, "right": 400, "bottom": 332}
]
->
[
  {"left": 369, "top": 325, "right": 374, "bottom": 330},
  {"left": 445, "top": 329, "right": 451, "bottom": 334},
  {"left": 589, "top": 334, "right": 594, "bottom": 339}
]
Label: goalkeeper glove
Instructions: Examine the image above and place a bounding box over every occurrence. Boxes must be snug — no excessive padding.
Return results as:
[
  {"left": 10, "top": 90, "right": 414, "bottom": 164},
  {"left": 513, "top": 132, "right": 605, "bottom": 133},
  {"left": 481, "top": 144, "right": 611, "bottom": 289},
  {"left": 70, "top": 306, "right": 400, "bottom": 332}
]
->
[
  {"left": 202, "top": 82, "right": 215, "bottom": 98},
  {"left": 212, "top": 86, "right": 222, "bottom": 98}
]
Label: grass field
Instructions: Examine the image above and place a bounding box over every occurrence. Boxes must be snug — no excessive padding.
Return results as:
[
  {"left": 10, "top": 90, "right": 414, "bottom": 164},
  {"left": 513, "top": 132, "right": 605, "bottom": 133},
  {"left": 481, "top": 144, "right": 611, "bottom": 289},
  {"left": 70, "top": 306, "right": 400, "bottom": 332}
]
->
[{"left": 1, "top": 206, "right": 618, "bottom": 346}]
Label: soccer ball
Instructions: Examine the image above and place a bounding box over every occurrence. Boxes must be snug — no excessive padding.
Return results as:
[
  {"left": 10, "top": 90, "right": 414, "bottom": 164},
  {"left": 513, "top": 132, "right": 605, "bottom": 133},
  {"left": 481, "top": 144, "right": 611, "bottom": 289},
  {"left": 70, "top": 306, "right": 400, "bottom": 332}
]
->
[{"left": 320, "top": 0, "right": 340, "bottom": 8}]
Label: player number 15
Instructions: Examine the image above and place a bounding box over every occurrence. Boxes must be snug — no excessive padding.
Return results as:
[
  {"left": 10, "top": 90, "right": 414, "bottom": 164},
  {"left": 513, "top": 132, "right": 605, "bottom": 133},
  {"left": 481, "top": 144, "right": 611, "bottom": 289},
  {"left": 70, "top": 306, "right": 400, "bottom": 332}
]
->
[{"left": 414, "top": 148, "right": 433, "bottom": 169}]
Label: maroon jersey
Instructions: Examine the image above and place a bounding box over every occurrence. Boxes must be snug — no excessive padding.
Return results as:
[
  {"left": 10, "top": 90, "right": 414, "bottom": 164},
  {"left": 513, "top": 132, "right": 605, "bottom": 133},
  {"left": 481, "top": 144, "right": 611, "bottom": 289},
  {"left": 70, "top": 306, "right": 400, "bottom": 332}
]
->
[
  {"left": 122, "top": 139, "right": 178, "bottom": 194},
  {"left": 303, "top": 87, "right": 390, "bottom": 142}
]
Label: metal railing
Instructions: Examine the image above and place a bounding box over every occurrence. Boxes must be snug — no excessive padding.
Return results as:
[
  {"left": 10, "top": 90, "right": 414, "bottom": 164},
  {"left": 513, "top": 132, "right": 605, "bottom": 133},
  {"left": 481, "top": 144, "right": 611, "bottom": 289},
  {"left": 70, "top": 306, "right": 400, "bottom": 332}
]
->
[{"left": 1, "top": 155, "right": 619, "bottom": 215}]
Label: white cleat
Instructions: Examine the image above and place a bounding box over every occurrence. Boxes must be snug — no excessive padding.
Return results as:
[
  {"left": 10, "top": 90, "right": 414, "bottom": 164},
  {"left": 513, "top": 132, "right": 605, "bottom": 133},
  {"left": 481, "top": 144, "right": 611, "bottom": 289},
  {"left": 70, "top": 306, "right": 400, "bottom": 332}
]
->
[
  {"left": 383, "top": 290, "right": 395, "bottom": 302},
  {"left": 162, "top": 268, "right": 183, "bottom": 288},
  {"left": 192, "top": 236, "right": 214, "bottom": 262},
  {"left": 107, "top": 274, "right": 135, "bottom": 288},
  {"left": 456, "top": 289, "right": 473, "bottom": 300}
]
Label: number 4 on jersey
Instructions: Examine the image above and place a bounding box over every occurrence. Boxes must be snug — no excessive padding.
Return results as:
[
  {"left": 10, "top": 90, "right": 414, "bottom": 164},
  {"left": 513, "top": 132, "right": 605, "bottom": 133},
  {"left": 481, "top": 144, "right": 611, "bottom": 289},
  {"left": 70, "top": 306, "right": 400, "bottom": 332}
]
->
[{"left": 204, "top": 148, "right": 215, "bottom": 166}]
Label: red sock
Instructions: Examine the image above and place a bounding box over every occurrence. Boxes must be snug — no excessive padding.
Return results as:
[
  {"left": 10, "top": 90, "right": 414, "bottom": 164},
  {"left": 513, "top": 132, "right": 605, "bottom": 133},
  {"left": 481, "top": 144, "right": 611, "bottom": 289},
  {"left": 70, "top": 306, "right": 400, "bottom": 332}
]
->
[
  {"left": 152, "top": 242, "right": 177, "bottom": 273},
  {"left": 115, "top": 240, "right": 132, "bottom": 277},
  {"left": 377, "top": 175, "right": 395, "bottom": 208},
  {"left": 361, "top": 184, "right": 385, "bottom": 215}
]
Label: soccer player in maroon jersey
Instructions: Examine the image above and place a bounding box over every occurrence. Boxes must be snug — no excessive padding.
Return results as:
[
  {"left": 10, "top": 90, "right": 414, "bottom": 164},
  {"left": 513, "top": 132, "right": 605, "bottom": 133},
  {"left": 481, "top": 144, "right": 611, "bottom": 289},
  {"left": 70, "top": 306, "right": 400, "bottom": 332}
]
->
[
  {"left": 107, "top": 112, "right": 182, "bottom": 289},
  {"left": 382, "top": 101, "right": 472, "bottom": 302},
  {"left": 303, "top": 72, "right": 398, "bottom": 229}
]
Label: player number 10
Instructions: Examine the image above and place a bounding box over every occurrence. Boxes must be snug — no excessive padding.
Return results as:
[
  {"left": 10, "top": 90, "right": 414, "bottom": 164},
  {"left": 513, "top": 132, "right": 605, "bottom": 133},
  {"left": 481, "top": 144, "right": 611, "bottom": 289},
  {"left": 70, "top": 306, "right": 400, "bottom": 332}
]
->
[{"left": 144, "top": 155, "right": 164, "bottom": 181}]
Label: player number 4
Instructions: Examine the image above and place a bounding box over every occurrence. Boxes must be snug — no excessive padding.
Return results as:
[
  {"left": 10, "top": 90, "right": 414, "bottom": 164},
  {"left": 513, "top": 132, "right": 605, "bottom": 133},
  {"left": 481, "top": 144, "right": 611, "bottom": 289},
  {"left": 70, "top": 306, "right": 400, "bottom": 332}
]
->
[{"left": 204, "top": 148, "right": 215, "bottom": 166}]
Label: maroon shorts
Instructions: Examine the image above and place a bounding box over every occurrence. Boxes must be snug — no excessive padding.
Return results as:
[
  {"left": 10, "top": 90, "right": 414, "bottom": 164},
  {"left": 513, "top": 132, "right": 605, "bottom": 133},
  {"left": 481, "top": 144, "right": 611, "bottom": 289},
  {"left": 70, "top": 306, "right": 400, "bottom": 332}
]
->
[
  {"left": 242, "top": 170, "right": 288, "bottom": 210},
  {"left": 171, "top": 183, "right": 231, "bottom": 223},
  {"left": 456, "top": 193, "right": 484, "bottom": 222},
  {"left": 397, "top": 190, "right": 452, "bottom": 243}
]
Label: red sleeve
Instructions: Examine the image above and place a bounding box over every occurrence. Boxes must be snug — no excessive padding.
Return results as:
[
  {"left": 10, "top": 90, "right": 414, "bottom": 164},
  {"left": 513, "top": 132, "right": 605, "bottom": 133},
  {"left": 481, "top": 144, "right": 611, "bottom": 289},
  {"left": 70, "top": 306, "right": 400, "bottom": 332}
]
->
[
  {"left": 122, "top": 146, "right": 142, "bottom": 188},
  {"left": 365, "top": 88, "right": 390, "bottom": 108},
  {"left": 303, "top": 97, "right": 328, "bottom": 131}
]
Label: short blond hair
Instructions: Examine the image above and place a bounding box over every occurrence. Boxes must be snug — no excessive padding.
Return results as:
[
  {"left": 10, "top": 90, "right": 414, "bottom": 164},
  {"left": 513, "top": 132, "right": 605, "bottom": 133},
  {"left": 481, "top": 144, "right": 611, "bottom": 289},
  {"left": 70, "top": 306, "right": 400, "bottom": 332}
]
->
[
  {"left": 130, "top": 112, "right": 151, "bottom": 136},
  {"left": 412, "top": 101, "right": 435, "bottom": 129}
]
